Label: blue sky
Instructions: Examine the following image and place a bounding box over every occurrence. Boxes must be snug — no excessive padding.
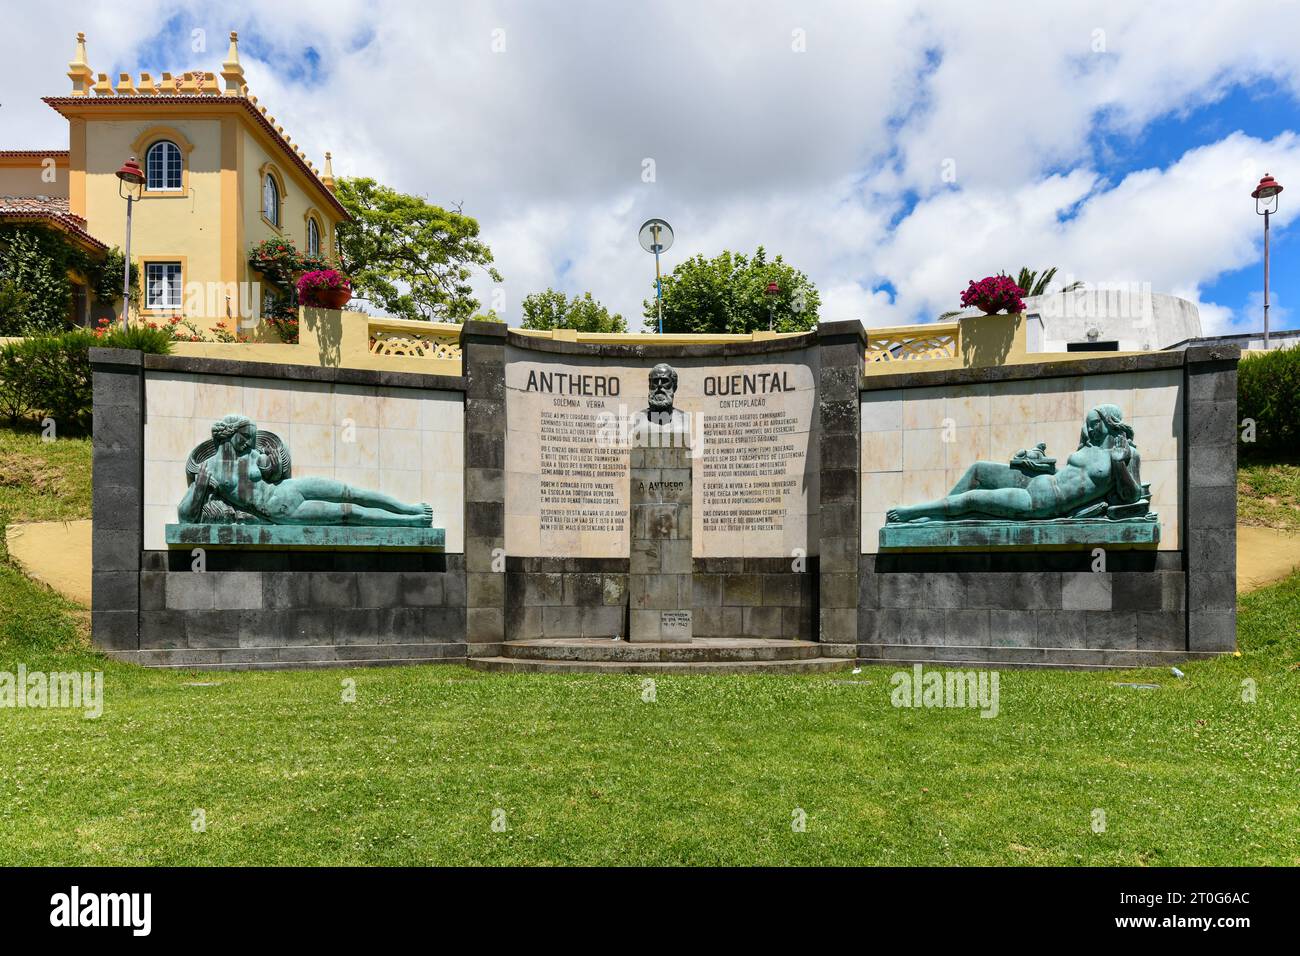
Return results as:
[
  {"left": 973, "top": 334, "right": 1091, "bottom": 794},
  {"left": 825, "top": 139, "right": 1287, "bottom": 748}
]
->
[
  {"left": 7, "top": 1, "right": 1300, "bottom": 333},
  {"left": 1088, "top": 80, "right": 1297, "bottom": 329}
]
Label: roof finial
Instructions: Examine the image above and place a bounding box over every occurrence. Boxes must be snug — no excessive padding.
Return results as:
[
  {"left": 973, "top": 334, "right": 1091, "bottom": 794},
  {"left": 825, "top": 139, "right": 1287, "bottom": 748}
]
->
[
  {"left": 322, "top": 151, "right": 336, "bottom": 191},
  {"left": 221, "top": 29, "right": 245, "bottom": 95},
  {"left": 68, "top": 31, "right": 93, "bottom": 95}
]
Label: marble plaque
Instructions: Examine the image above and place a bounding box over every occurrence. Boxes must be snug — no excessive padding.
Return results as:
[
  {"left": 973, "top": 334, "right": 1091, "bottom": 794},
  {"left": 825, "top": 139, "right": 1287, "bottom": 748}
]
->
[{"left": 504, "top": 346, "right": 819, "bottom": 558}]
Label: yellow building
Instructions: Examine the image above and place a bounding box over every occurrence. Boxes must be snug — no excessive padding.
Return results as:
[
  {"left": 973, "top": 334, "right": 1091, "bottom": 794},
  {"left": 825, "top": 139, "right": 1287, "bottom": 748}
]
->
[{"left": 2, "top": 31, "right": 347, "bottom": 334}]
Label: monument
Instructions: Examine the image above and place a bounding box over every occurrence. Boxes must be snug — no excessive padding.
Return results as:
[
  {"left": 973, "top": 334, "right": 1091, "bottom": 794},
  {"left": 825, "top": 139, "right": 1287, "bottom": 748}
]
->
[
  {"left": 88, "top": 319, "right": 1238, "bottom": 671},
  {"left": 628, "top": 364, "right": 694, "bottom": 642},
  {"left": 880, "top": 404, "right": 1159, "bottom": 548}
]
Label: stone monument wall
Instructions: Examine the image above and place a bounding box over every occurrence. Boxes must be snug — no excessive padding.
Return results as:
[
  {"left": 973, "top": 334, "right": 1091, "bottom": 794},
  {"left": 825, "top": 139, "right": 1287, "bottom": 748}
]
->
[
  {"left": 89, "top": 324, "right": 1235, "bottom": 669},
  {"left": 853, "top": 346, "right": 1238, "bottom": 668},
  {"left": 499, "top": 330, "right": 830, "bottom": 643},
  {"left": 92, "top": 349, "right": 470, "bottom": 669}
]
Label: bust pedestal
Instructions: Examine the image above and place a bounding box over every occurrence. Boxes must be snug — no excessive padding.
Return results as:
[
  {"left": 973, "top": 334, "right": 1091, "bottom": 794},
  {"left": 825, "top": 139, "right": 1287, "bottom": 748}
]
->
[{"left": 628, "top": 435, "right": 693, "bottom": 643}]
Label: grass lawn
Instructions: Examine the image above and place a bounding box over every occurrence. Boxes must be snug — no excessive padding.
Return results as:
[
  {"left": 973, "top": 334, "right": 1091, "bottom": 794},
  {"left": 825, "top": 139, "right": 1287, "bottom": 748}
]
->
[
  {"left": 0, "top": 567, "right": 1295, "bottom": 866},
  {"left": 1238, "top": 462, "right": 1300, "bottom": 531},
  {"left": 0, "top": 424, "right": 1296, "bottom": 865},
  {"left": 0, "top": 425, "right": 93, "bottom": 528}
]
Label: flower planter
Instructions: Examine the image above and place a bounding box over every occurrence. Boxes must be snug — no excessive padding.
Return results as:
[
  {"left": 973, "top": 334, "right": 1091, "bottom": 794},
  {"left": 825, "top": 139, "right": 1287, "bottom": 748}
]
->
[
  {"left": 296, "top": 268, "right": 352, "bottom": 310},
  {"left": 959, "top": 276, "right": 1025, "bottom": 316},
  {"left": 312, "top": 287, "right": 351, "bottom": 310}
]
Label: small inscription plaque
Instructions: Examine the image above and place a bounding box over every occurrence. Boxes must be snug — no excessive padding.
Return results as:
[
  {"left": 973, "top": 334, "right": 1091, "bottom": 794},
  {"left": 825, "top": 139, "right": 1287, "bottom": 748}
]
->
[{"left": 661, "top": 610, "right": 693, "bottom": 639}]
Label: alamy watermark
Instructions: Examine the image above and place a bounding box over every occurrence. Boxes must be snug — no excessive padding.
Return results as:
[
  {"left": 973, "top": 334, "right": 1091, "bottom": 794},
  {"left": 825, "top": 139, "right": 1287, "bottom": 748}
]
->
[
  {"left": 890, "top": 664, "right": 999, "bottom": 718},
  {"left": 1034, "top": 278, "right": 1155, "bottom": 324},
  {"left": 0, "top": 665, "right": 103, "bottom": 719}
]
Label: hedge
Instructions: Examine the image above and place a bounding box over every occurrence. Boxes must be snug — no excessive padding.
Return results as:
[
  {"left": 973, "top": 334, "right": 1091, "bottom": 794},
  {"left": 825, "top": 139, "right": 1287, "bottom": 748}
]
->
[
  {"left": 0, "top": 327, "right": 171, "bottom": 434},
  {"left": 1238, "top": 343, "right": 1300, "bottom": 461}
]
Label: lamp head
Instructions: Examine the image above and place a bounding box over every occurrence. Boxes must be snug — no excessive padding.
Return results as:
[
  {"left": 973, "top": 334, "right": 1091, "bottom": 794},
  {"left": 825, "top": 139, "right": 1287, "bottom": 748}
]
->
[
  {"left": 116, "top": 155, "right": 145, "bottom": 199},
  {"left": 1253, "top": 173, "right": 1283, "bottom": 214}
]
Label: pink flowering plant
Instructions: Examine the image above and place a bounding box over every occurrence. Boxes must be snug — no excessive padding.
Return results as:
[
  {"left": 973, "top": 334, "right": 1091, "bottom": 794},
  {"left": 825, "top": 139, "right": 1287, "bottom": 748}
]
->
[
  {"left": 296, "top": 269, "right": 351, "bottom": 300},
  {"left": 959, "top": 275, "right": 1026, "bottom": 315}
]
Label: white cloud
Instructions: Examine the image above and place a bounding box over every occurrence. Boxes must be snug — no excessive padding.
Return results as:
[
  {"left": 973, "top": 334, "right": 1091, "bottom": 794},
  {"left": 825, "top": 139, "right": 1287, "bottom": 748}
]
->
[{"left": 5, "top": 0, "right": 1300, "bottom": 329}]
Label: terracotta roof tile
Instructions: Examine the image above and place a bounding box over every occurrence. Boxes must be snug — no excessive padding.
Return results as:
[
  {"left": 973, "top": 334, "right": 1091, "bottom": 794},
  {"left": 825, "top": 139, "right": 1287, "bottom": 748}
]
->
[{"left": 0, "top": 195, "right": 107, "bottom": 252}]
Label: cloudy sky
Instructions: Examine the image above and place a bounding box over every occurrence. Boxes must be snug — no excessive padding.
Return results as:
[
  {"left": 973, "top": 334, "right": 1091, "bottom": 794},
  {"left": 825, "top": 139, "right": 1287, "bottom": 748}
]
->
[{"left": 5, "top": 0, "right": 1299, "bottom": 334}]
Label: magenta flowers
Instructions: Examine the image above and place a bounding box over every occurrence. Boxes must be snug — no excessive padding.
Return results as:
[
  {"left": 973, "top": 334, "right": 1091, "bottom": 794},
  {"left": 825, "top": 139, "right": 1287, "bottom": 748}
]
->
[
  {"left": 959, "top": 275, "right": 1026, "bottom": 315},
  {"left": 296, "top": 269, "right": 351, "bottom": 297}
]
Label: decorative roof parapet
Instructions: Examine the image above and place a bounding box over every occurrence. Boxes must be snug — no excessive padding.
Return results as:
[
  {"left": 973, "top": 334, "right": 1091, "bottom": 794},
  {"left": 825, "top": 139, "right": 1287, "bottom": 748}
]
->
[
  {"left": 221, "top": 31, "right": 245, "bottom": 94},
  {"left": 53, "top": 31, "right": 344, "bottom": 217},
  {"left": 67, "top": 32, "right": 92, "bottom": 95}
]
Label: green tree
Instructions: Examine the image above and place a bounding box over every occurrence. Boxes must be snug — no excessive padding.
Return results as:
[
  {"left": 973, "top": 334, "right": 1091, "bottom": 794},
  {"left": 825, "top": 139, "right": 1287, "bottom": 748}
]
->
[
  {"left": 1012, "top": 266, "right": 1083, "bottom": 298},
  {"left": 521, "top": 289, "right": 626, "bottom": 333},
  {"left": 643, "top": 247, "right": 819, "bottom": 334},
  {"left": 334, "top": 177, "right": 502, "bottom": 323}
]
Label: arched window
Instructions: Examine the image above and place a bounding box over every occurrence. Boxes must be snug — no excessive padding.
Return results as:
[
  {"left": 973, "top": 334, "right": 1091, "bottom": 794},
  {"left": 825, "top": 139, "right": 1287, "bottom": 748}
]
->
[
  {"left": 262, "top": 173, "right": 281, "bottom": 226},
  {"left": 307, "top": 217, "right": 321, "bottom": 256},
  {"left": 145, "top": 140, "right": 182, "bottom": 191}
]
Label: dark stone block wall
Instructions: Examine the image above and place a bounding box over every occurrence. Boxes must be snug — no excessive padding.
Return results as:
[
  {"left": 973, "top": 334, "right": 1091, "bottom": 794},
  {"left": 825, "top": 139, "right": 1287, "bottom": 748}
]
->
[
  {"left": 132, "top": 559, "right": 466, "bottom": 668},
  {"left": 816, "top": 321, "right": 868, "bottom": 659},
  {"left": 1185, "top": 346, "right": 1238, "bottom": 652},
  {"left": 691, "top": 558, "right": 817, "bottom": 640},
  {"left": 462, "top": 321, "right": 508, "bottom": 657},
  {"left": 91, "top": 350, "right": 144, "bottom": 652},
  {"left": 856, "top": 346, "right": 1239, "bottom": 668},
  {"left": 505, "top": 557, "right": 627, "bottom": 640},
  {"left": 503, "top": 556, "right": 816, "bottom": 641},
  {"left": 858, "top": 554, "right": 1188, "bottom": 668}
]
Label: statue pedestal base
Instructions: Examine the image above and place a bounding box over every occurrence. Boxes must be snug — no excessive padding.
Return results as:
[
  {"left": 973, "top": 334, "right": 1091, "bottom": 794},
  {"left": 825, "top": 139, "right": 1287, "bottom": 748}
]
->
[
  {"left": 879, "top": 517, "right": 1159, "bottom": 550},
  {"left": 628, "top": 442, "right": 693, "bottom": 643},
  {"left": 164, "top": 523, "right": 446, "bottom": 550}
]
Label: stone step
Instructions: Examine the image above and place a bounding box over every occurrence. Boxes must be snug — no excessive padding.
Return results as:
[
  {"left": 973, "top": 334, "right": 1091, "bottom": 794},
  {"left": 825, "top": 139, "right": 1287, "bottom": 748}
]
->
[
  {"left": 856, "top": 643, "right": 1223, "bottom": 670},
  {"left": 107, "top": 643, "right": 465, "bottom": 670},
  {"left": 500, "top": 637, "right": 822, "bottom": 663},
  {"left": 466, "top": 655, "right": 847, "bottom": 675}
]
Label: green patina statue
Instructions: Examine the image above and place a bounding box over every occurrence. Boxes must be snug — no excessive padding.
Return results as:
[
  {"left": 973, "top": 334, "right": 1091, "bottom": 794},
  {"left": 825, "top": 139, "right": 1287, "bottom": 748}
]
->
[
  {"left": 178, "top": 414, "right": 433, "bottom": 528},
  {"left": 885, "top": 404, "right": 1155, "bottom": 526}
]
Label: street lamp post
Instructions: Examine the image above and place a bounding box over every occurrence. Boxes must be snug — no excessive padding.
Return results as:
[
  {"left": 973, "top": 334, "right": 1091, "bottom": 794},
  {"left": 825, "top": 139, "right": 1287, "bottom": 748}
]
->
[
  {"left": 115, "top": 156, "right": 146, "bottom": 331},
  {"left": 638, "top": 218, "right": 674, "bottom": 334},
  {"left": 1252, "top": 173, "right": 1284, "bottom": 349},
  {"left": 764, "top": 279, "right": 779, "bottom": 332}
]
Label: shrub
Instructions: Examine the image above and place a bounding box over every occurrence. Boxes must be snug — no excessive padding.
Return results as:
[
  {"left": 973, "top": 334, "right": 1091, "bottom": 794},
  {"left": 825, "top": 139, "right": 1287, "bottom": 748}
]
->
[
  {"left": 0, "top": 326, "right": 171, "bottom": 433},
  {"left": 1239, "top": 343, "right": 1300, "bottom": 461}
]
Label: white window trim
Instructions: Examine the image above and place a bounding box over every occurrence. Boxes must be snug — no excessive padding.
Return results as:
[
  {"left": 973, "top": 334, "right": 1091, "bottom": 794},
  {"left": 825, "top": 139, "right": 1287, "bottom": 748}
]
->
[
  {"left": 145, "top": 262, "right": 183, "bottom": 311},
  {"left": 146, "top": 140, "right": 183, "bottom": 192}
]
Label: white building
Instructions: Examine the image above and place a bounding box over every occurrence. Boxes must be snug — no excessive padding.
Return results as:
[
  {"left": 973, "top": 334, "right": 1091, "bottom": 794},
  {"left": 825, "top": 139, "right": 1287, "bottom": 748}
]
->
[{"left": 1020, "top": 287, "right": 1202, "bottom": 352}]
